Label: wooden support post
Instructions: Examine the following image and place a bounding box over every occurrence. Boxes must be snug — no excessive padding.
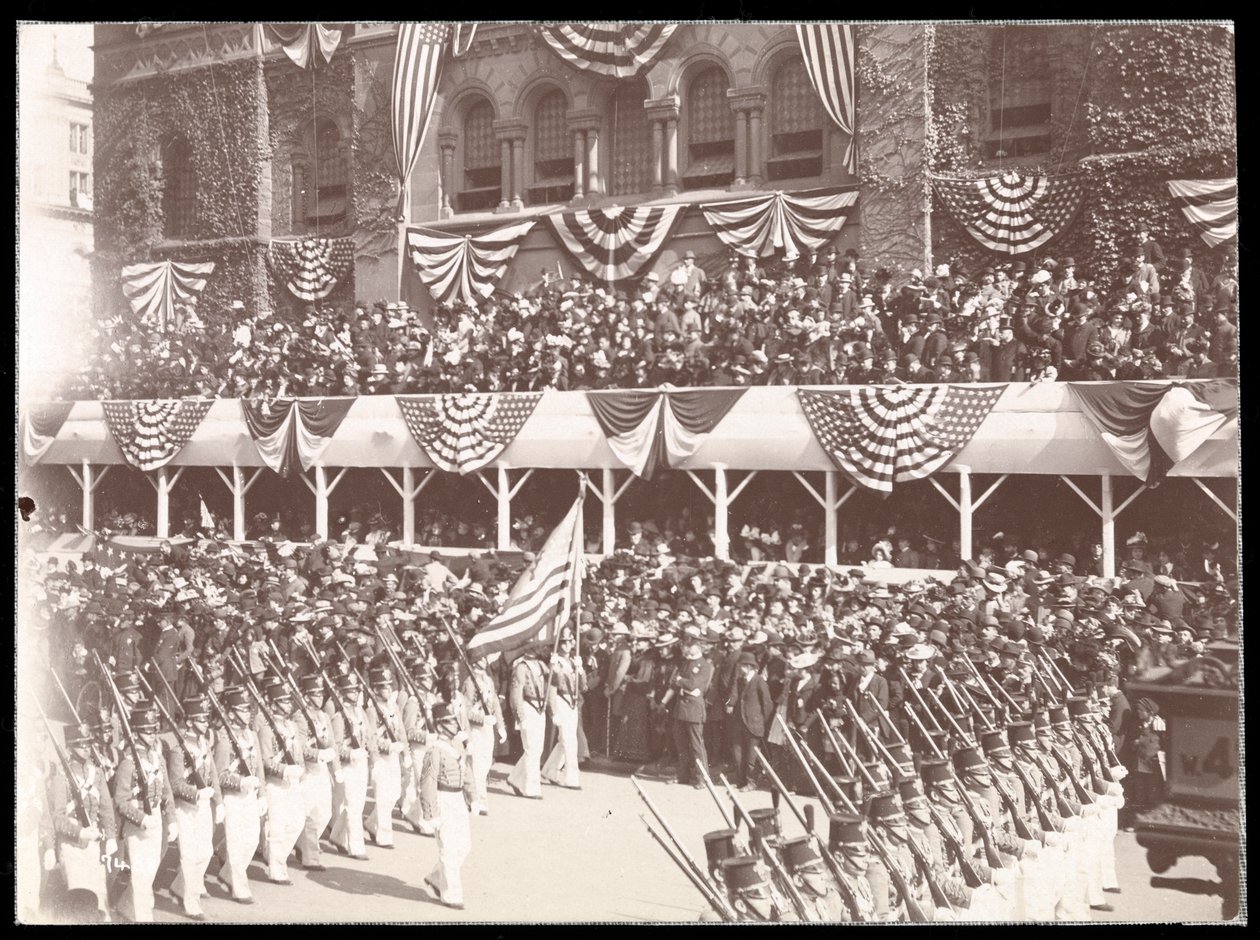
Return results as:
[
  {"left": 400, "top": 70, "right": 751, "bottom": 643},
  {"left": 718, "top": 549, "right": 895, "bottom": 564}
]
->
[
  {"left": 233, "top": 466, "right": 247, "bottom": 542},
  {"left": 823, "top": 470, "right": 838, "bottom": 567},
  {"left": 152, "top": 466, "right": 184, "bottom": 539},
  {"left": 497, "top": 465, "right": 511, "bottom": 551},
  {"left": 602, "top": 468, "right": 616, "bottom": 556},
  {"left": 1194, "top": 478, "right": 1237, "bottom": 522},
  {"left": 713, "top": 466, "right": 729, "bottom": 561},
  {"left": 402, "top": 466, "right": 417, "bottom": 546},
  {"left": 1101, "top": 472, "right": 1115, "bottom": 580},
  {"left": 955, "top": 467, "right": 972, "bottom": 562},
  {"left": 69, "top": 459, "right": 112, "bottom": 533}
]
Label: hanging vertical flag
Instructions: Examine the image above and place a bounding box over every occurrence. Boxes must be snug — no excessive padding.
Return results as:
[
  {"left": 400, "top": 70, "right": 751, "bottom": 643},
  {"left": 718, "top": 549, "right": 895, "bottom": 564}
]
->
[
  {"left": 795, "top": 24, "right": 857, "bottom": 173},
  {"left": 466, "top": 497, "right": 585, "bottom": 661},
  {"left": 199, "top": 496, "right": 216, "bottom": 532},
  {"left": 406, "top": 219, "right": 537, "bottom": 306},
  {"left": 391, "top": 23, "right": 452, "bottom": 217},
  {"left": 20, "top": 402, "right": 75, "bottom": 465},
  {"left": 1167, "top": 178, "right": 1237, "bottom": 248},
  {"left": 120, "top": 260, "right": 216, "bottom": 332}
]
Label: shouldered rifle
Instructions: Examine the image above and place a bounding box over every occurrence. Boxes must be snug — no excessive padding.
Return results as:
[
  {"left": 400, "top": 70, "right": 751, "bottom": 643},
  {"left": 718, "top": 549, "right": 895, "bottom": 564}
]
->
[
  {"left": 297, "top": 637, "right": 362, "bottom": 750},
  {"left": 1036, "top": 647, "right": 1077, "bottom": 695},
  {"left": 32, "top": 695, "right": 93, "bottom": 831},
  {"left": 866, "top": 826, "right": 931, "bottom": 923},
  {"left": 142, "top": 660, "right": 186, "bottom": 720},
  {"left": 845, "top": 700, "right": 912, "bottom": 776},
  {"left": 1048, "top": 739, "right": 1095, "bottom": 805},
  {"left": 798, "top": 733, "right": 860, "bottom": 814},
  {"left": 187, "top": 658, "right": 251, "bottom": 776},
  {"left": 631, "top": 775, "right": 736, "bottom": 920},
  {"left": 753, "top": 748, "right": 865, "bottom": 921},
  {"left": 822, "top": 710, "right": 881, "bottom": 792},
  {"left": 135, "top": 670, "right": 209, "bottom": 790},
  {"left": 696, "top": 759, "right": 739, "bottom": 833},
  {"left": 717, "top": 772, "right": 814, "bottom": 922},
  {"left": 332, "top": 639, "right": 399, "bottom": 744},
  {"left": 898, "top": 666, "right": 944, "bottom": 732},
  {"left": 377, "top": 624, "right": 434, "bottom": 736},
  {"left": 951, "top": 682, "right": 1036, "bottom": 842},
  {"left": 923, "top": 686, "right": 978, "bottom": 748},
  {"left": 815, "top": 709, "right": 858, "bottom": 777},
  {"left": 864, "top": 689, "right": 908, "bottom": 746},
  {"left": 92, "top": 650, "right": 151, "bottom": 815},
  {"left": 438, "top": 615, "right": 495, "bottom": 722},
  {"left": 51, "top": 665, "right": 112, "bottom": 774},
  {"left": 225, "top": 648, "right": 303, "bottom": 766},
  {"left": 639, "top": 815, "right": 736, "bottom": 922},
  {"left": 775, "top": 713, "right": 835, "bottom": 815},
  {"left": 263, "top": 641, "right": 319, "bottom": 740}
]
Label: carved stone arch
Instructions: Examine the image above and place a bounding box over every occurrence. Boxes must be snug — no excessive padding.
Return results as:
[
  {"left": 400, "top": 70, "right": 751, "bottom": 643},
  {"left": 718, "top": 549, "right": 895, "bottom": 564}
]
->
[
  {"left": 664, "top": 44, "right": 734, "bottom": 99},
  {"left": 750, "top": 28, "right": 802, "bottom": 90},
  {"left": 437, "top": 79, "right": 500, "bottom": 132},
  {"left": 513, "top": 71, "right": 574, "bottom": 120}
]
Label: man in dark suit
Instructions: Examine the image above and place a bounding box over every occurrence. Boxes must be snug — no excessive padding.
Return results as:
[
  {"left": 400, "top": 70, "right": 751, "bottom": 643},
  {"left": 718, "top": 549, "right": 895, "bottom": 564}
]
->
[
  {"left": 728, "top": 652, "right": 774, "bottom": 789},
  {"left": 847, "top": 650, "right": 889, "bottom": 758},
  {"left": 670, "top": 637, "right": 715, "bottom": 788}
]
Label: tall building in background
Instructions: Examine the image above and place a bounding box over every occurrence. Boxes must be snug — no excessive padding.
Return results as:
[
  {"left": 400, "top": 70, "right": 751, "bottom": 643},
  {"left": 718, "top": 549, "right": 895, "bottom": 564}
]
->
[{"left": 19, "top": 27, "right": 95, "bottom": 397}]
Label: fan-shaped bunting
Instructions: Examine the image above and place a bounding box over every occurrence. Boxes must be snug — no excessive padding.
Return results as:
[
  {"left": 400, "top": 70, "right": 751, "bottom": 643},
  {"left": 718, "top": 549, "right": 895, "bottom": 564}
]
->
[{"left": 932, "top": 171, "right": 1086, "bottom": 256}]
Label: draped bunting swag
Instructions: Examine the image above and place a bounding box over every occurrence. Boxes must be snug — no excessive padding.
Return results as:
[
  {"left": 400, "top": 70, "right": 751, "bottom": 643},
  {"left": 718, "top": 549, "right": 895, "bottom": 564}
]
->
[
  {"left": 546, "top": 204, "right": 686, "bottom": 283},
  {"left": 586, "top": 388, "right": 747, "bottom": 479},
  {"left": 397, "top": 392, "right": 543, "bottom": 474},
  {"left": 1068, "top": 380, "right": 1238, "bottom": 486},
  {"left": 392, "top": 23, "right": 452, "bottom": 216},
  {"left": 932, "top": 171, "right": 1087, "bottom": 256},
  {"left": 240, "top": 398, "right": 356, "bottom": 477},
  {"left": 101, "top": 400, "right": 214, "bottom": 472},
  {"left": 699, "top": 187, "right": 859, "bottom": 259},
  {"left": 266, "top": 24, "right": 342, "bottom": 68},
  {"left": 21, "top": 402, "right": 75, "bottom": 464},
  {"left": 406, "top": 220, "right": 536, "bottom": 306},
  {"left": 267, "top": 237, "right": 354, "bottom": 301},
  {"left": 798, "top": 385, "right": 1006, "bottom": 494},
  {"left": 120, "top": 260, "right": 215, "bottom": 332},
  {"left": 538, "top": 24, "right": 677, "bottom": 79},
  {"left": 1167, "top": 178, "right": 1237, "bottom": 248},
  {"left": 795, "top": 24, "right": 857, "bottom": 173}
]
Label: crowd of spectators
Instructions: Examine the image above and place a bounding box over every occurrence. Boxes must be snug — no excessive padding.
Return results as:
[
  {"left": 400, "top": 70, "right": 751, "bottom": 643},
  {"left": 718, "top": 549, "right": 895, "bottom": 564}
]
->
[{"left": 63, "top": 234, "right": 1238, "bottom": 401}]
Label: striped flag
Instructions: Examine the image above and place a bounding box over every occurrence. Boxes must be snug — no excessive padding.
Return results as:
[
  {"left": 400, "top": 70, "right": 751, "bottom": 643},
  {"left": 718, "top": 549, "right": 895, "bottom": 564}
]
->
[
  {"left": 545, "top": 204, "right": 686, "bottom": 284},
  {"left": 406, "top": 219, "right": 537, "bottom": 306},
  {"left": 537, "top": 24, "right": 677, "bottom": 79},
  {"left": 795, "top": 24, "right": 857, "bottom": 172},
  {"left": 120, "top": 260, "right": 215, "bottom": 332},
  {"left": 1167, "top": 178, "right": 1237, "bottom": 248},
  {"left": 392, "top": 23, "right": 451, "bottom": 215},
  {"left": 699, "top": 187, "right": 859, "bottom": 260},
  {"left": 199, "top": 497, "right": 216, "bottom": 532},
  {"left": 467, "top": 497, "right": 585, "bottom": 661},
  {"left": 932, "top": 171, "right": 1087, "bottom": 256}
]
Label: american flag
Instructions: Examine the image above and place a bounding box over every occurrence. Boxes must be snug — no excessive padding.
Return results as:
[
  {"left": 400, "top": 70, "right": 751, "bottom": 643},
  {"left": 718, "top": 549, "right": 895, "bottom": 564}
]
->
[
  {"left": 392, "top": 24, "right": 452, "bottom": 207},
  {"left": 101, "top": 400, "right": 213, "bottom": 472},
  {"left": 932, "top": 171, "right": 1087, "bottom": 256},
  {"left": 267, "top": 237, "right": 354, "bottom": 302},
  {"left": 796, "top": 24, "right": 857, "bottom": 173},
  {"left": 397, "top": 393, "right": 542, "bottom": 475},
  {"left": 538, "top": 24, "right": 677, "bottom": 80},
  {"left": 798, "top": 385, "right": 1007, "bottom": 494},
  {"left": 467, "top": 497, "right": 585, "bottom": 661}
]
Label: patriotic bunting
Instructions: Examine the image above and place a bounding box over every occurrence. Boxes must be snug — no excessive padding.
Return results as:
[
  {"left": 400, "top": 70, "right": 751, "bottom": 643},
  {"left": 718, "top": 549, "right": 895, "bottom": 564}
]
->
[
  {"left": 1069, "top": 380, "right": 1238, "bottom": 485},
  {"left": 467, "top": 497, "right": 584, "bottom": 661},
  {"left": 241, "top": 398, "right": 356, "bottom": 477},
  {"left": 101, "top": 400, "right": 214, "bottom": 472},
  {"left": 267, "top": 237, "right": 354, "bottom": 301},
  {"left": 538, "top": 24, "right": 676, "bottom": 79},
  {"left": 1167, "top": 178, "right": 1237, "bottom": 248},
  {"left": 21, "top": 402, "right": 75, "bottom": 464},
  {"left": 932, "top": 171, "right": 1086, "bottom": 256},
  {"left": 266, "top": 24, "right": 342, "bottom": 68},
  {"left": 406, "top": 219, "right": 536, "bottom": 306},
  {"left": 392, "top": 23, "right": 455, "bottom": 216},
  {"left": 587, "top": 388, "right": 747, "bottom": 479},
  {"left": 699, "top": 187, "right": 859, "bottom": 259},
  {"left": 798, "top": 385, "right": 1006, "bottom": 494},
  {"left": 546, "top": 204, "right": 686, "bottom": 284},
  {"left": 397, "top": 392, "right": 542, "bottom": 474},
  {"left": 795, "top": 24, "right": 857, "bottom": 172},
  {"left": 120, "top": 260, "right": 215, "bottom": 332}
]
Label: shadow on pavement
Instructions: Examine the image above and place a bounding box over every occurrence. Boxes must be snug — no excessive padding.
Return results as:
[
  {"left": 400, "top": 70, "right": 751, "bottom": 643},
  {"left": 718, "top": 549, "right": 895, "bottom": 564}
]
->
[{"left": 306, "top": 866, "right": 437, "bottom": 904}]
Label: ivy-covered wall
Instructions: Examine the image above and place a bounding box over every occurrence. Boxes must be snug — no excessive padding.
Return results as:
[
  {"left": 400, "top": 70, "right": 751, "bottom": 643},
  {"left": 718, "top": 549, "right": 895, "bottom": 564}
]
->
[
  {"left": 349, "top": 43, "right": 402, "bottom": 304},
  {"left": 92, "top": 56, "right": 275, "bottom": 316},
  {"left": 927, "top": 23, "right": 1236, "bottom": 292}
]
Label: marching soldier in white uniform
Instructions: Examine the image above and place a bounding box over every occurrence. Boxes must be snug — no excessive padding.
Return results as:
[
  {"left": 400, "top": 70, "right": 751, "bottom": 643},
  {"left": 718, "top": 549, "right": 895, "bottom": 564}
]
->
[
  {"left": 212, "top": 686, "right": 265, "bottom": 904},
  {"left": 294, "top": 674, "right": 338, "bottom": 871},
  {"left": 113, "top": 702, "right": 175, "bottom": 922},
  {"left": 256, "top": 681, "right": 308, "bottom": 883},
  {"left": 364, "top": 665, "right": 408, "bottom": 848},
  {"left": 400, "top": 655, "right": 438, "bottom": 835},
  {"left": 542, "top": 629, "right": 584, "bottom": 790},
  {"left": 463, "top": 655, "right": 506, "bottom": 815},
  {"left": 421, "top": 702, "right": 475, "bottom": 910},
  {"left": 165, "top": 695, "right": 219, "bottom": 920},
  {"left": 50, "top": 724, "right": 118, "bottom": 920},
  {"left": 506, "top": 642, "right": 550, "bottom": 800},
  {"left": 328, "top": 671, "right": 370, "bottom": 860}
]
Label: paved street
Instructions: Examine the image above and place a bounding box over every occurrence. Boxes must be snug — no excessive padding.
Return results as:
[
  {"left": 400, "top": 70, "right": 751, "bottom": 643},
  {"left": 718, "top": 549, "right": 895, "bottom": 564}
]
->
[{"left": 85, "top": 761, "right": 1234, "bottom": 924}]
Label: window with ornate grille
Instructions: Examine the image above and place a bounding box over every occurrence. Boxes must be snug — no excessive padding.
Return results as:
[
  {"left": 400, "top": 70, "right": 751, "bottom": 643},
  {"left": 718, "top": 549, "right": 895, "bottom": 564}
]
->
[
  {"left": 609, "top": 79, "right": 653, "bottom": 197},
  {"left": 291, "top": 117, "right": 349, "bottom": 234},
  {"left": 767, "top": 58, "right": 824, "bottom": 182},
  {"left": 459, "top": 99, "right": 501, "bottom": 212},
  {"left": 529, "top": 90, "right": 574, "bottom": 205},
  {"left": 683, "top": 67, "right": 735, "bottom": 190},
  {"left": 985, "top": 26, "right": 1053, "bottom": 161},
  {"left": 161, "top": 136, "right": 196, "bottom": 239}
]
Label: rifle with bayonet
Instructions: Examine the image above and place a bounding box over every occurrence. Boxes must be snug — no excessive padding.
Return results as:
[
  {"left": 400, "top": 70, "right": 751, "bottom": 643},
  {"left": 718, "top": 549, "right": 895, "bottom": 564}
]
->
[
  {"left": 639, "top": 814, "right": 737, "bottom": 922},
  {"left": 296, "top": 637, "right": 363, "bottom": 751},
  {"left": 136, "top": 670, "right": 209, "bottom": 790},
  {"left": 187, "top": 658, "right": 253, "bottom": 778},
  {"left": 225, "top": 647, "right": 304, "bottom": 767},
  {"left": 378, "top": 624, "right": 435, "bottom": 736},
  {"left": 332, "top": 638, "right": 399, "bottom": 745},
  {"left": 91, "top": 650, "right": 151, "bottom": 816}
]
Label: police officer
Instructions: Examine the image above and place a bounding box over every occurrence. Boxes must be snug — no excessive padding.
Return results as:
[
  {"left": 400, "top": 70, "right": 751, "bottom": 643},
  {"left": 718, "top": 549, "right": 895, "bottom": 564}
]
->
[
  {"left": 421, "top": 702, "right": 474, "bottom": 910},
  {"left": 669, "top": 636, "right": 714, "bottom": 788},
  {"left": 165, "top": 695, "right": 219, "bottom": 920}
]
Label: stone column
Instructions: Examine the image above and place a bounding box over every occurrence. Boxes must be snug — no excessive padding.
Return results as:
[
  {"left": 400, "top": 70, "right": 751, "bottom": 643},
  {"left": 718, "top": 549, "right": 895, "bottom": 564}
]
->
[
  {"left": 438, "top": 128, "right": 458, "bottom": 217},
  {"left": 645, "top": 97, "right": 681, "bottom": 197},
  {"left": 572, "top": 129, "right": 586, "bottom": 199},
  {"left": 567, "top": 110, "right": 603, "bottom": 201},
  {"left": 511, "top": 137, "right": 525, "bottom": 209},
  {"left": 585, "top": 128, "right": 601, "bottom": 196},
  {"left": 493, "top": 119, "right": 528, "bottom": 213},
  {"left": 728, "top": 88, "right": 767, "bottom": 188},
  {"left": 498, "top": 139, "right": 512, "bottom": 210},
  {"left": 650, "top": 119, "right": 664, "bottom": 194},
  {"left": 733, "top": 109, "right": 748, "bottom": 185}
]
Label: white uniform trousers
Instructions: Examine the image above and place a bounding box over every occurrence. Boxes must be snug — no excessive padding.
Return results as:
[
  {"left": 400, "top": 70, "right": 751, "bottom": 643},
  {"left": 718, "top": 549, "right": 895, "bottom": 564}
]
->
[
  {"left": 170, "top": 796, "right": 214, "bottom": 916},
  {"left": 218, "top": 789, "right": 260, "bottom": 900},
  {"left": 506, "top": 706, "right": 545, "bottom": 797},
  {"left": 264, "top": 774, "right": 307, "bottom": 880},
  {"left": 297, "top": 761, "right": 333, "bottom": 867},
  {"left": 61, "top": 839, "right": 110, "bottom": 915},
  {"left": 118, "top": 817, "right": 163, "bottom": 922},
  {"left": 466, "top": 724, "right": 495, "bottom": 809},
  {"left": 365, "top": 750, "right": 402, "bottom": 847},
  {"left": 427, "top": 789, "right": 471, "bottom": 906},
  {"left": 400, "top": 743, "right": 433, "bottom": 832},
  {"left": 329, "top": 749, "right": 368, "bottom": 856},
  {"left": 1053, "top": 817, "right": 1091, "bottom": 920},
  {"left": 541, "top": 698, "right": 581, "bottom": 788},
  {"left": 1099, "top": 791, "right": 1122, "bottom": 891}
]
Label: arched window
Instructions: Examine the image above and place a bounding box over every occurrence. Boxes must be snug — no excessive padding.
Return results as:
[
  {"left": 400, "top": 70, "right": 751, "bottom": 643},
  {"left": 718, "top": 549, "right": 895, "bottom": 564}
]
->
[
  {"left": 529, "top": 89, "right": 573, "bottom": 205},
  {"left": 290, "top": 117, "right": 349, "bottom": 234},
  {"left": 767, "top": 57, "right": 825, "bottom": 182},
  {"left": 683, "top": 66, "right": 735, "bottom": 190},
  {"left": 608, "top": 79, "right": 653, "bottom": 197},
  {"left": 161, "top": 135, "right": 196, "bottom": 239},
  {"left": 459, "top": 98, "right": 501, "bottom": 212}
]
